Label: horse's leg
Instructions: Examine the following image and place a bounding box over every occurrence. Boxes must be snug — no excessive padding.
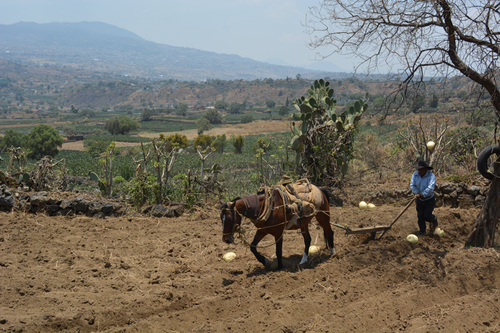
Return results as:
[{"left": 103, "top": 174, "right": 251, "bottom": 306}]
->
[
  {"left": 250, "top": 230, "right": 271, "bottom": 268},
  {"left": 275, "top": 234, "right": 284, "bottom": 270},
  {"left": 271, "top": 187, "right": 285, "bottom": 270},
  {"left": 316, "top": 196, "right": 336, "bottom": 255},
  {"left": 299, "top": 220, "right": 312, "bottom": 265}
]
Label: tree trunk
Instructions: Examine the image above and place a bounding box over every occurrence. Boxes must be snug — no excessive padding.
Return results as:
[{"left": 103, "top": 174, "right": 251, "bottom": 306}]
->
[{"left": 465, "top": 158, "right": 500, "bottom": 248}]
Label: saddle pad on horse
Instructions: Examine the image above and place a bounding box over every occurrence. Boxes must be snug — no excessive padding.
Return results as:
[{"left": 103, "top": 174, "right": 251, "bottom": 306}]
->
[
  {"left": 241, "top": 195, "right": 260, "bottom": 219},
  {"left": 241, "top": 187, "right": 273, "bottom": 222},
  {"left": 279, "top": 178, "right": 324, "bottom": 219}
]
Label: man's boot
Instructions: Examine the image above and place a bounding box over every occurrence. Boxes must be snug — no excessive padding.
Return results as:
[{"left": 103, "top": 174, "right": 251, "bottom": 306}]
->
[{"left": 429, "top": 216, "right": 438, "bottom": 234}]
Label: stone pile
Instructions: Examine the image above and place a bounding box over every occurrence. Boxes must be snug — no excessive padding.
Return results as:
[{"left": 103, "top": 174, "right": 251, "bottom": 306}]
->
[
  {"left": 0, "top": 182, "right": 488, "bottom": 217},
  {"left": 0, "top": 184, "right": 185, "bottom": 218},
  {"left": 353, "top": 182, "right": 488, "bottom": 208}
]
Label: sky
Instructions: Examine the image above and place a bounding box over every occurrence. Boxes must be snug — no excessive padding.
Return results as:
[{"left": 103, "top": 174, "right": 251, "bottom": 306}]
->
[{"left": 0, "top": 0, "right": 356, "bottom": 72}]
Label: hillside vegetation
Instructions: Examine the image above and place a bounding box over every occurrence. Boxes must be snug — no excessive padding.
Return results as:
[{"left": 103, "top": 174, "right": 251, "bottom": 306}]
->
[
  {"left": 0, "top": 59, "right": 496, "bottom": 207},
  {"left": 0, "top": 58, "right": 489, "bottom": 115}
]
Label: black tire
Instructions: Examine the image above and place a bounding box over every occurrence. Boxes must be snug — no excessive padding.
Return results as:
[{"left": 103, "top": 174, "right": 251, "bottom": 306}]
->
[{"left": 477, "top": 145, "right": 500, "bottom": 180}]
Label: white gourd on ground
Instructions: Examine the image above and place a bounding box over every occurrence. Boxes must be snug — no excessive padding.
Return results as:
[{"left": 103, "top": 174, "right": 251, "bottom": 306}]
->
[
  {"left": 223, "top": 252, "right": 237, "bottom": 262},
  {"left": 308, "top": 245, "right": 320, "bottom": 256},
  {"left": 406, "top": 234, "right": 418, "bottom": 244}
]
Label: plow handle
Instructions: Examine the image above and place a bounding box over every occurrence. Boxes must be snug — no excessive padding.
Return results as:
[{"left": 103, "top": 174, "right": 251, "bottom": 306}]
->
[{"left": 377, "top": 197, "right": 416, "bottom": 239}]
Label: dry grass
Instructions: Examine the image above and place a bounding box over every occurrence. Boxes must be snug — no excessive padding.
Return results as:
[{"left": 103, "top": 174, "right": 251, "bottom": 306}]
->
[
  {"left": 138, "top": 119, "right": 291, "bottom": 141},
  {"left": 58, "top": 119, "right": 291, "bottom": 151},
  {"left": 60, "top": 141, "right": 141, "bottom": 151}
]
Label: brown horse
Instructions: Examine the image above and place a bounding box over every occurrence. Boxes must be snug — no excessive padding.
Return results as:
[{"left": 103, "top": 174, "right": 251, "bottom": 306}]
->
[{"left": 220, "top": 186, "right": 335, "bottom": 270}]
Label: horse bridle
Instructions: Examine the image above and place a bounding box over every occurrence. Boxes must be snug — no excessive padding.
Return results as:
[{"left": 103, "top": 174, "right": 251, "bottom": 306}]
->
[{"left": 221, "top": 201, "right": 242, "bottom": 237}]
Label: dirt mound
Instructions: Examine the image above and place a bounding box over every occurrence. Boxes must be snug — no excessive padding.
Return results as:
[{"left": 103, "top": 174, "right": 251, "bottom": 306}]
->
[{"left": 1, "top": 203, "right": 499, "bottom": 332}]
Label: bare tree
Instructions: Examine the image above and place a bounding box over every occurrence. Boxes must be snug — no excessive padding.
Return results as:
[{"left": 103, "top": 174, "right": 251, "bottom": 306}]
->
[
  {"left": 305, "top": 0, "right": 500, "bottom": 247},
  {"left": 306, "top": 0, "right": 499, "bottom": 113},
  {"left": 397, "top": 114, "right": 454, "bottom": 172}
]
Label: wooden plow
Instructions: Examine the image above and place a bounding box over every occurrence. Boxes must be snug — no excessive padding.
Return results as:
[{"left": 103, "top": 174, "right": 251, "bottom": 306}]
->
[{"left": 331, "top": 197, "right": 416, "bottom": 240}]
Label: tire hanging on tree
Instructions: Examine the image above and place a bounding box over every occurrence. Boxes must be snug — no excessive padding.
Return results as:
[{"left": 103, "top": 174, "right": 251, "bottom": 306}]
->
[
  {"left": 465, "top": 144, "right": 500, "bottom": 248},
  {"left": 476, "top": 145, "right": 500, "bottom": 180}
]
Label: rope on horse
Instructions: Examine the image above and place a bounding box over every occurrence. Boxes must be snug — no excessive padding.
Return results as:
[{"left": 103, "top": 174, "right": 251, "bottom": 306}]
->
[
  {"left": 232, "top": 186, "right": 290, "bottom": 249},
  {"left": 256, "top": 186, "right": 273, "bottom": 223}
]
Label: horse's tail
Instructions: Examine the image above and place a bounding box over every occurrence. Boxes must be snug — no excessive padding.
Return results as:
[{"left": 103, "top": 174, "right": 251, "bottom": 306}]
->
[
  {"left": 319, "top": 187, "right": 343, "bottom": 207},
  {"left": 318, "top": 187, "right": 332, "bottom": 206}
]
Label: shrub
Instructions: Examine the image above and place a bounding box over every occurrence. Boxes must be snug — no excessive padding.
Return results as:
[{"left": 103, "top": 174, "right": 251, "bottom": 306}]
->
[
  {"left": 84, "top": 140, "right": 111, "bottom": 158},
  {"left": 25, "top": 124, "right": 63, "bottom": 159},
  {"left": 166, "top": 133, "right": 188, "bottom": 149},
  {"left": 174, "top": 103, "right": 188, "bottom": 116},
  {"left": 80, "top": 109, "right": 95, "bottom": 118},
  {"left": 241, "top": 114, "right": 254, "bottom": 123},
  {"left": 214, "top": 100, "right": 227, "bottom": 110},
  {"left": 113, "top": 176, "right": 126, "bottom": 183},
  {"left": 212, "top": 134, "right": 227, "bottom": 153},
  {"left": 231, "top": 135, "right": 245, "bottom": 154},
  {"left": 278, "top": 106, "right": 289, "bottom": 116},
  {"left": 203, "top": 109, "right": 223, "bottom": 124},
  {"left": 266, "top": 100, "right": 276, "bottom": 108},
  {"left": 196, "top": 117, "right": 212, "bottom": 134},
  {"left": 63, "top": 126, "right": 76, "bottom": 136},
  {"left": 0, "top": 129, "right": 25, "bottom": 152},
  {"left": 119, "top": 165, "right": 135, "bottom": 181},
  {"left": 104, "top": 115, "right": 139, "bottom": 135},
  {"left": 141, "top": 108, "right": 153, "bottom": 121},
  {"left": 126, "top": 175, "right": 157, "bottom": 207},
  {"left": 228, "top": 102, "right": 244, "bottom": 114},
  {"left": 193, "top": 135, "right": 212, "bottom": 149}
]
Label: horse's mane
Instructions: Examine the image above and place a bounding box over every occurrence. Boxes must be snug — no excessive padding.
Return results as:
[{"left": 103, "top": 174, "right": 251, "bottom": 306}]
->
[{"left": 220, "top": 197, "right": 242, "bottom": 210}]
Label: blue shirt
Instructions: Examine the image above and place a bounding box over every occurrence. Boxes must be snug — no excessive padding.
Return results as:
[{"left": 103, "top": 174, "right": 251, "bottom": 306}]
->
[{"left": 410, "top": 170, "right": 436, "bottom": 200}]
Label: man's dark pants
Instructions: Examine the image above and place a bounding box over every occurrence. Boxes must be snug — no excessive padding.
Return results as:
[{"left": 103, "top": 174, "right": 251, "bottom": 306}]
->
[{"left": 416, "top": 197, "right": 437, "bottom": 234}]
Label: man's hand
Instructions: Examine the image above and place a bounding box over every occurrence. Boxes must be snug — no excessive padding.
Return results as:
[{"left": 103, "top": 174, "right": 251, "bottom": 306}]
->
[{"left": 416, "top": 194, "right": 422, "bottom": 199}]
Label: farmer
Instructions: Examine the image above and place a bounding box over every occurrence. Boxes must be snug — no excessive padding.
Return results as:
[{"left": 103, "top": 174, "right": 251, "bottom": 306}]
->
[{"left": 410, "top": 160, "right": 438, "bottom": 236}]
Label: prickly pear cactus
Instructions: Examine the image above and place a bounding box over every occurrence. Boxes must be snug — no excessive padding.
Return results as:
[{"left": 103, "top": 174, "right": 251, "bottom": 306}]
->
[
  {"left": 88, "top": 171, "right": 100, "bottom": 182},
  {"left": 88, "top": 171, "right": 107, "bottom": 195},
  {"left": 290, "top": 79, "right": 368, "bottom": 186}
]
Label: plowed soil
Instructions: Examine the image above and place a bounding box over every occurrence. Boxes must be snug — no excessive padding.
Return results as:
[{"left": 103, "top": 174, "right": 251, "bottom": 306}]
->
[{"left": 1, "top": 202, "right": 499, "bottom": 332}]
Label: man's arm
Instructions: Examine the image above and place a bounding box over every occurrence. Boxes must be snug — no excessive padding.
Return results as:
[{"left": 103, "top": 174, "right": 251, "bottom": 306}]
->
[
  {"left": 410, "top": 172, "right": 419, "bottom": 195},
  {"left": 421, "top": 173, "right": 436, "bottom": 198}
]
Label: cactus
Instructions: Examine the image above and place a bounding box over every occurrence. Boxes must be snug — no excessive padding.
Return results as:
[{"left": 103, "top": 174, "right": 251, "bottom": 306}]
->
[
  {"left": 22, "top": 172, "right": 30, "bottom": 183},
  {"left": 290, "top": 79, "right": 368, "bottom": 185},
  {"left": 89, "top": 171, "right": 99, "bottom": 182},
  {"left": 89, "top": 142, "right": 116, "bottom": 197},
  {"left": 88, "top": 171, "right": 107, "bottom": 195}
]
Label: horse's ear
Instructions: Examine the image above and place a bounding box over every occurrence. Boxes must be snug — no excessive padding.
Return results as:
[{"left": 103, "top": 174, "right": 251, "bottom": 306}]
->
[{"left": 219, "top": 199, "right": 230, "bottom": 209}]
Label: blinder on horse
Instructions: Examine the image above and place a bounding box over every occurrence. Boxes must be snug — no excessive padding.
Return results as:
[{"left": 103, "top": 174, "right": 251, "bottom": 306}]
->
[{"left": 220, "top": 198, "right": 243, "bottom": 244}]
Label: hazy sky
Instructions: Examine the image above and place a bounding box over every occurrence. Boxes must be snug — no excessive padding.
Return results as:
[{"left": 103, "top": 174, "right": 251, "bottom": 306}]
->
[{"left": 0, "top": 0, "right": 357, "bottom": 72}]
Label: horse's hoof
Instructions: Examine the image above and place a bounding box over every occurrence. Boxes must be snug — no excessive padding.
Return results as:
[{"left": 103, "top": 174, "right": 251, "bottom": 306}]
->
[
  {"left": 264, "top": 258, "right": 272, "bottom": 269},
  {"left": 330, "top": 247, "right": 337, "bottom": 256},
  {"left": 299, "top": 253, "right": 308, "bottom": 265}
]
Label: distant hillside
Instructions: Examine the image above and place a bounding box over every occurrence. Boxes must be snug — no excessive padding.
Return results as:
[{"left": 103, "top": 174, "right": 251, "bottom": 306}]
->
[
  {"left": 0, "top": 21, "right": 341, "bottom": 81},
  {"left": 0, "top": 58, "right": 413, "bottom": 111}
]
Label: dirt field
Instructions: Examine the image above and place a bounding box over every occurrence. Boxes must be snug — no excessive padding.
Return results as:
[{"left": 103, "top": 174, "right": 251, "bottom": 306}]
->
[
  {"left": 139, "top": 119, "right": 291, "bottom": 141},
  {"left": 59, "top": 119, "right": 291, "bottom": 152},
  {"left": 1, "top": 198, "right": 499, "bottom": 333},
  {"left": 61, "top": 141, "right": 142, "bottom": 151}
]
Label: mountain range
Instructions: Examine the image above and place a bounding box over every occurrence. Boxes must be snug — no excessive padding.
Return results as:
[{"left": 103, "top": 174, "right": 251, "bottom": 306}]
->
[{"left": 0, "top": 21, "right": 348, "bottom": 81}]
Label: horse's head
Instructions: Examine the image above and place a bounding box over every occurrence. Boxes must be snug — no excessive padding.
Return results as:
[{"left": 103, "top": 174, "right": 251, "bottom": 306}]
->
[{"left": 219, "top": 198, "right": 242, "bottom": 244}]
